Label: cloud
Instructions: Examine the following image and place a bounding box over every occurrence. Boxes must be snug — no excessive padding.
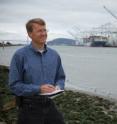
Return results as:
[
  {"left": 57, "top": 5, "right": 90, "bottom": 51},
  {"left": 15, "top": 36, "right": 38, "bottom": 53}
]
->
[{"left": 0, "top": 0, "right": 117, "bottom": 40}]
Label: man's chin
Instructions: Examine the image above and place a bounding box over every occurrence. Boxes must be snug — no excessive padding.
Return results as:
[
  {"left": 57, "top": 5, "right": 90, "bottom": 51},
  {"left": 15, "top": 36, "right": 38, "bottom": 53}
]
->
[{"left": 40, "top": 38, "right": 46, "bottom": 43}]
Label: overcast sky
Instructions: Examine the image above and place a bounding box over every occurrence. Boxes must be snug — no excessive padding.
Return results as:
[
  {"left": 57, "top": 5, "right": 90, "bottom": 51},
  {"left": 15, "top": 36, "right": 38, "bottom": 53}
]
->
[{"left": 0, "top": 0, "right": 117, "bottom": 41}]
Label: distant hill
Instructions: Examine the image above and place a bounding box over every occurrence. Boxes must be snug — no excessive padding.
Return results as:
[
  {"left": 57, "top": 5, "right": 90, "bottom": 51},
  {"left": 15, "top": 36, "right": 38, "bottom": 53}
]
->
[{"left": 47, "top": 38, "right": 76, "bottom": 46}]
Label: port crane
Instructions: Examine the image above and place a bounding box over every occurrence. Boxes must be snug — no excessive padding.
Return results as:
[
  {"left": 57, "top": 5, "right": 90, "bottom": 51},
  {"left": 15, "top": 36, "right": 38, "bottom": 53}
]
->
[
  {"left": 103, "top": 6, "right": 117, "bottom": 20},
  {"left": 103, "top": 5, "right": 117, "bottom": 46}
]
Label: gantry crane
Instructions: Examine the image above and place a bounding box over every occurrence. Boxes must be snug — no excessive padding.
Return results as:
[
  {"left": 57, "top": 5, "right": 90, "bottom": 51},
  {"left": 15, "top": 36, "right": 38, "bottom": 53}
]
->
[{"left": 103, "top": 6, "right": 117, "bottom": 20}]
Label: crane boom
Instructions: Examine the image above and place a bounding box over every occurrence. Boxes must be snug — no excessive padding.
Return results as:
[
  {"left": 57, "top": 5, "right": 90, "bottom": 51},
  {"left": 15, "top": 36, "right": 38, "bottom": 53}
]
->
[{"left": 103, "top": 6, "right": 117, "bottom": 20}]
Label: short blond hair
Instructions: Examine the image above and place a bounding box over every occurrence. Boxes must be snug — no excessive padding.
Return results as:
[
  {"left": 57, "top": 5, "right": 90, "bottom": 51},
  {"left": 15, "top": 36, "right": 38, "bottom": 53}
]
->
[{"left": 26, "top": 18, "right": 46, "bottom": 33}]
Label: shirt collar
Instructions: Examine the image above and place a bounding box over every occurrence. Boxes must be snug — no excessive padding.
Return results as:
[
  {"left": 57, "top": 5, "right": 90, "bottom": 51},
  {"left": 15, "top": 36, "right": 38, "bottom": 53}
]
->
[{"left": 29, "top": 42, "right": 47, "bottom": 53}]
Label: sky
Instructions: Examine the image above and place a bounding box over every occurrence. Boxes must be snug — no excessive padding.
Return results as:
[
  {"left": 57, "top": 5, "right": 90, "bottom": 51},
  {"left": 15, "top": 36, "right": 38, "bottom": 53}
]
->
[{"left": 0, "top": 0, "right": 117, "bottom": 42}]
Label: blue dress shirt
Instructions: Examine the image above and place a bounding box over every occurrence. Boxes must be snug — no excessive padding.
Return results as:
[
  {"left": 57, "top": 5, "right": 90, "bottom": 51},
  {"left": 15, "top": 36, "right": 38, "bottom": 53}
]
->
[{"left": 9, "top": 43, "right": 65, "bottom": 96}]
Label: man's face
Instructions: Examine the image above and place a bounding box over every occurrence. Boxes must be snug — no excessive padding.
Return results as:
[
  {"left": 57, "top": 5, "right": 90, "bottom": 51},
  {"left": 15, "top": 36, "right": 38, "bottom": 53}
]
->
[{"left": 28, "top": 23, "right": 47, "bottom": 45}]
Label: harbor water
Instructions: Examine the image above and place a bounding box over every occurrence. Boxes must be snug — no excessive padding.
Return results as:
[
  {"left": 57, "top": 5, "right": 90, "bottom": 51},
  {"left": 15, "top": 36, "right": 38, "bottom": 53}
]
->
[{"left": 0, "top": 45, "right": 117, "bottom": 100}]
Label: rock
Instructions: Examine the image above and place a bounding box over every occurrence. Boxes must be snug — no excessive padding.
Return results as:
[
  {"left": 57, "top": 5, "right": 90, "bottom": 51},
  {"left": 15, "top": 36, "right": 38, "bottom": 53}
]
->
[{"left": 0, "top": 65, "right": 117, "bottom": 124}]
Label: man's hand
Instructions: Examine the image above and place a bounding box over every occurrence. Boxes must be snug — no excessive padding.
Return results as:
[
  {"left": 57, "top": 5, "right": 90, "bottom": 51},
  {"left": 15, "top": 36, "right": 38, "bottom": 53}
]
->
[{"left": 40, "top": 84, "right": 56, "bottom": 93}]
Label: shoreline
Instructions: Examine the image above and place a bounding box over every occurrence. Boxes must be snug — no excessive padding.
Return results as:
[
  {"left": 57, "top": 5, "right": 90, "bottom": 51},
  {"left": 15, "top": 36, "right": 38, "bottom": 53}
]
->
[
  {"left": 0, "top": 64, "right": 117, "bottom": 103},
  {"left": 66, "top": 86, "right": 117, "bottom": 103},
  {"left": 0, "top": 44, "right": 24, "bottom": 47},
  {"left": 0, "top": 64, "right": 117, "bottom": 123}
]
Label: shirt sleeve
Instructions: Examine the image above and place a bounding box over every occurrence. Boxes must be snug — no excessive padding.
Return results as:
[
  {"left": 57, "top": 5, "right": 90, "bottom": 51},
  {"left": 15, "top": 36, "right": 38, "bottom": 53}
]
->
[
  {"left": 55, "top": 56, "right": 66, "bottom": 90},
  {"left": 9, "top": 52, "right": 39, "bottom": 96}
]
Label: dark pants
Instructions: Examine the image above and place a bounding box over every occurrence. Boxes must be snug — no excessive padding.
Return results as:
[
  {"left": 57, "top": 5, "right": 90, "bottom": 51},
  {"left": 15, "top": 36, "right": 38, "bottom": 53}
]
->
[{"left": 17, "top": 96, "right": 65, "bottom": 124}]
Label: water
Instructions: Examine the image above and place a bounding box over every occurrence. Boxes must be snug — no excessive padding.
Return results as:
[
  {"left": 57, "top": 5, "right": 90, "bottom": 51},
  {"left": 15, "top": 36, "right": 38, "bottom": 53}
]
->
[{"left": 0, "top": 45, "right": 117, "bottom": 99}]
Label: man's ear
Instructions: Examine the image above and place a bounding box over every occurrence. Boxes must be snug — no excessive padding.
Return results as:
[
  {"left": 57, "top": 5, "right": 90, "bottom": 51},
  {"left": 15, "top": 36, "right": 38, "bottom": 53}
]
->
[{"left": 28, "top": 32, "right": 32, "bottom": 39}]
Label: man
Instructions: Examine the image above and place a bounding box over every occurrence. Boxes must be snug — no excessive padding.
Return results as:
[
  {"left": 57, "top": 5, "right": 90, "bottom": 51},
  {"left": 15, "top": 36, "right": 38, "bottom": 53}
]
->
[{"left": 9, "top": 18, "right": 66, "bottom": 124}]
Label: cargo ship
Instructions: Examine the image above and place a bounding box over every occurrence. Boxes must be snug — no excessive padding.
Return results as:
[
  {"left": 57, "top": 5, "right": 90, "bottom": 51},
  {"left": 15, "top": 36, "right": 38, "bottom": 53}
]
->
[{"left": 83, "top": 35, "right": 108, "bottom": 47}]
